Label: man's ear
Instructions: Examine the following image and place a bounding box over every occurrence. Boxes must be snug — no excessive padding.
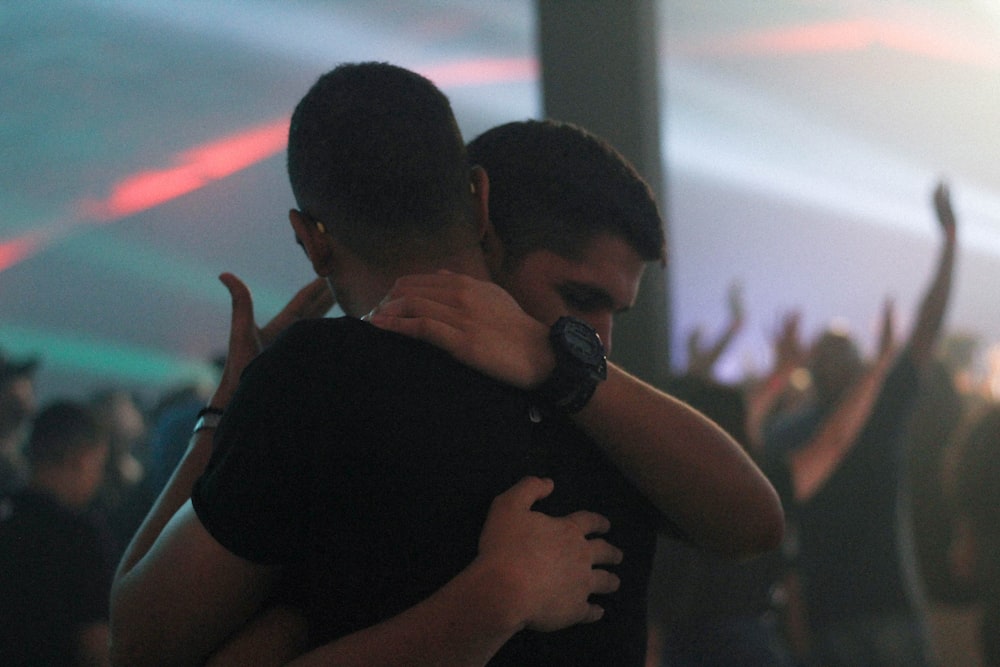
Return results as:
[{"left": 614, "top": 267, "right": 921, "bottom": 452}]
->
[
  {"left": 470, "top": 166, "right": 506, "bottom": 276},
  {"left": 289, "top": 209, "right": 337, "bottom": 277}
]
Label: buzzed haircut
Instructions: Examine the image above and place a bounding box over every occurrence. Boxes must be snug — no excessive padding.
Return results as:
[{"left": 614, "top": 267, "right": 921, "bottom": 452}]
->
[
  {"left": 466, "top": 119, "right": 665, "bottom": 267},
  {"left": 25, "top": 401, "right": 104, "bottom": 468},
  {"left": 287, "top": 61, "right": 474, "bottom": 267}
]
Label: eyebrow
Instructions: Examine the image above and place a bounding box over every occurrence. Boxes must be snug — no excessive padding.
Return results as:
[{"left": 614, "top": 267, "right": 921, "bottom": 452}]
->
[{"left": 558, "top": 281, "right": 630, "bottom": 313}]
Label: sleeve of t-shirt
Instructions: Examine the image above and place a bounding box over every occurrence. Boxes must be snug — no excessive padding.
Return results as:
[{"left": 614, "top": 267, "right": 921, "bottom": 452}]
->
[{"left": 191, "top": 320, "right": 354, "bottom": 565}]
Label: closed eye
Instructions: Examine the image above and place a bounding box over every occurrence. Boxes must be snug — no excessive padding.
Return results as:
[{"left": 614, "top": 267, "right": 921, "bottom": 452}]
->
[{"left": 557, "top": 283, "right": 617, "bottom": 314}]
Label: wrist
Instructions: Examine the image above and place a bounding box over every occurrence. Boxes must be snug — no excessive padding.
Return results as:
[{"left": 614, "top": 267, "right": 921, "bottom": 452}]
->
[
  {"left": 464, "top": 554, "right": 533, "bottom": 635},
  {"left": 534, "top": 317, "right": 607, "bottom": 414},
  {"left": 193, "top": 406, "right": 224, "bottom": 434}
]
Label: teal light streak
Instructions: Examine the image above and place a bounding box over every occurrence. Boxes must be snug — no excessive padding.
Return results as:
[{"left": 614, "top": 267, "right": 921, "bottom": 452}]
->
[
  {"left": 55, "top": 229, "right": 289, "bottom": 312},
  {"left": 0, "top": 324, "right": 216, "bottom": 387}
]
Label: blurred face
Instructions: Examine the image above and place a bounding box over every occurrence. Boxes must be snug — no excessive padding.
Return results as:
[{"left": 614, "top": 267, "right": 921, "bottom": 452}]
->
[
  {"left": 494, "top": 234, "right": 645, "bottom": 355},
  {"left": 809, "top": 331, "right": 863, "bottom": 404}
]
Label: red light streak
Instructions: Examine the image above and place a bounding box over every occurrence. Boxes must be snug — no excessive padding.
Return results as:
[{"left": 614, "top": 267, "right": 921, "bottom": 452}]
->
[
  {"left": 79, "top": 119, "right": 289, "bottom": 221},
  {"left": 0, "top": 232, "right": 49, "bottom": 273},
  {"left": 0, "top": 58, "right": 536, "bottom": 273}
]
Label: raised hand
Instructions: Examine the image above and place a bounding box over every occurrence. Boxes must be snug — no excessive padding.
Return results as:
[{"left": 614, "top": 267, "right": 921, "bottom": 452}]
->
[
  {"left": 366, "top": 270, "right": 553, "bottom": 389},
  {"left": 933, "top": 181, "right": 956, "bottom": 235},
  {"left": 211, "top": 274, "right": 334, "bottom": 410},
  {"left": 876, "top": 298, "right": 896, "bottom": 362},
  {"left": 477, "top": 477, "right": 622, "bottom": 633},
  {"left": 685, "top": 281, "right": 745, "bottom": 378},
  {"left": 773, "top": 310, "right": 806, "bottom": 373}
]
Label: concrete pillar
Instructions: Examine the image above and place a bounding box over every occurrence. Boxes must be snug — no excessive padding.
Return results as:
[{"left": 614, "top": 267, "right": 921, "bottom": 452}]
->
[{"left": 536, "top": 0, "right": 672, "bottom": 385}]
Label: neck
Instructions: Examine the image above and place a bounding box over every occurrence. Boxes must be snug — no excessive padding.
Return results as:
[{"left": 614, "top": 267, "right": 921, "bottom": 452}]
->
[{"left": 341, "top": 246, "right": 491, "bottom": 318}]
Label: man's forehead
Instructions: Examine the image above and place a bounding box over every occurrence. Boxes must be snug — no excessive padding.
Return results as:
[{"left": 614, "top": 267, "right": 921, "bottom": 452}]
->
[{"left": 566, "top": 236, "right": 646, "bottom": 305}]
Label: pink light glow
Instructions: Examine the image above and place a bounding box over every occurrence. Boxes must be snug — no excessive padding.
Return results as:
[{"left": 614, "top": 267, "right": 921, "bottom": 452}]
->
[
  {"left": 420, "top": 57, "right": 538, "bottom": 88},
  {"left": 0, "top": 234, "right": 47, "bottom": 272},
  {"left": 673, "top": 19, "right": 1000, "bottom": 68},
  {"left": 79, "top": 119, "right": 289, "bottom": 221}
]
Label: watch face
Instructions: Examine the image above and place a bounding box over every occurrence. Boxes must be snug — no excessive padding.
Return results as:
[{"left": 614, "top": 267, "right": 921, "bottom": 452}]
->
[{"left": 564, "top": 321, "right": 604, "bottom": 362}]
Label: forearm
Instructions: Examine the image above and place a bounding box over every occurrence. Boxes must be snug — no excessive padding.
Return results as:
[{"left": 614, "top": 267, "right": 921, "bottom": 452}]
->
[
  {"left": 111, "top": 503, "right": 274, "bottom": 667},
  {"left": 573, "top": 364, "right": 784, "bottom": 557},
  {"left": 909, "top": 228, "right": 955, "bottom": 365},
  {"left": 286, "top": 558, "right": 526, "bottom": 667},
  {"left": 789, "top": 358, "right": 891, "bottom": 502},
  {"left": 115, "top": 429, "right": 214, "bottom": 580}
]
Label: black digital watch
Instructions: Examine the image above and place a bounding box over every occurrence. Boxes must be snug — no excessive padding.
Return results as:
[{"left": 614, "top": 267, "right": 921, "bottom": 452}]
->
[{"left": 535, "top": 316, "right": 608, "bottom": 414}]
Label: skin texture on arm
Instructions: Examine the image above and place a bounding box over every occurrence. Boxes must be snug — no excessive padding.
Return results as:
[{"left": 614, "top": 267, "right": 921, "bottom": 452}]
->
[
  {"left": 789, "top": 301, "right": 897, "bottom": 502},
  {"left": 574, "top": 363, "right": 783, "bottom": 556},
  {"left": 77, "top": 621, "right": 111, "bottom": 667},
  {"left": 909, "top": 181, "right": 957, "bottom": 367},
  {"left": 111, "top": 500, "right": 280, "bottom": 667},
  {"left": 368, "top": 271, "right": 784, "bottom": 557}
]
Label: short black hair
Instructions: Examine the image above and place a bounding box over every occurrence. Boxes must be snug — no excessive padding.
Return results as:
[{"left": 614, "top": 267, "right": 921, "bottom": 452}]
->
[
  {"left": 25, "top": 401, "right": 105, "bottom": 467},
  {"left": 287, "top": 62, "right": 473, "bottom": 267},
  {"left": 467, "top": 119, "right": 665, "bottom": 267}
]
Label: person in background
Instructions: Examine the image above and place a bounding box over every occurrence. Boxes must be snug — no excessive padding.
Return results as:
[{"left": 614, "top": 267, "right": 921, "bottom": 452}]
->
[
  {"left": 90, "top": 388, "right": 149, "bottom": 558},
  {"left": 764, "top": 182, "right": 957, "bottom": 666},
  {"left": 0, "top": 400, "right": 115, "bottom": 666},
  {"left": 946, "top": 405, "right": 1000, "bottom": 667},
  {"left": 0, "top": 349, "right": 39, "bottom": 495}
]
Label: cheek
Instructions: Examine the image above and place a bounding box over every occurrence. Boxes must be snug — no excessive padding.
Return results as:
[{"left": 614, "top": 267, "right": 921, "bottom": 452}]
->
[{"left": 499, "top": 277, "right": 560, "bottom": 326}]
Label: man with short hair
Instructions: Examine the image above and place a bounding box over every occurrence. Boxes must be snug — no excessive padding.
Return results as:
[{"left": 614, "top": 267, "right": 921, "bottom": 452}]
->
[
  {"left": 111, "top": 64, "right": 781, "bottom": 667},
  {"left": 0, "top": 400, "right": 114, "bottom": 666}
]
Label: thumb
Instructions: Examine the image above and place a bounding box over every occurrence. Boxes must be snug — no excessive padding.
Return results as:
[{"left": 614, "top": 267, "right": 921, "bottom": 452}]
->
[{"left": 219, "top": 273, "right": 255, "bottom": 336}]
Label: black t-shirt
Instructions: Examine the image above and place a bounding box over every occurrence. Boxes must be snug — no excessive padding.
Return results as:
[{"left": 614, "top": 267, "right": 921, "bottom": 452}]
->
[
  {"left": 0, "top": 489, "right": 114, "bottom": 666},
  {"left": 193, "top": 317, "right": 660, "bottom": 665}
]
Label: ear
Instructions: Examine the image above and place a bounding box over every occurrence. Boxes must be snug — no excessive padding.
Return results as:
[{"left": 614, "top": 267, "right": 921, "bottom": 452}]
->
[
  {"left": 470, "top": 166, "right": 507, "bottom": 277},
  {"left": 289, "top": 209, "right": 337, "bottom": 277}
]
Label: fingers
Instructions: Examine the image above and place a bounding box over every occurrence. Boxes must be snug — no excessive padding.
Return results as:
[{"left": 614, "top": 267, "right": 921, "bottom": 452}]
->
[
  {"left": 878, "top": 298, "right": 896, "bottom": 357},
  {"left": 589, "top": 564, "right": 622, "bottom": 596},
  {"left": 564, "top": 509, "right": 612, "bottom": 538},
  {"left": 261, "top": 278, "right": 335, "bottom": 346},
  {"left": 578, "top": 604, "right": 606, "bottom": 624},
  {"left": 492, "top": 476, "right": 555, "bottom": 512},
  {"left": 586, "top": 537, "right": 624, "bottom": 570},
  {"left": 219, "top": 273, "right": 254, "bottom": 331},
  {"left": 371, "top": 293, "right": 460, "bottom": 327},
  {"left": 933, "top": 181, "right": 956, "bottom": 229}
]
